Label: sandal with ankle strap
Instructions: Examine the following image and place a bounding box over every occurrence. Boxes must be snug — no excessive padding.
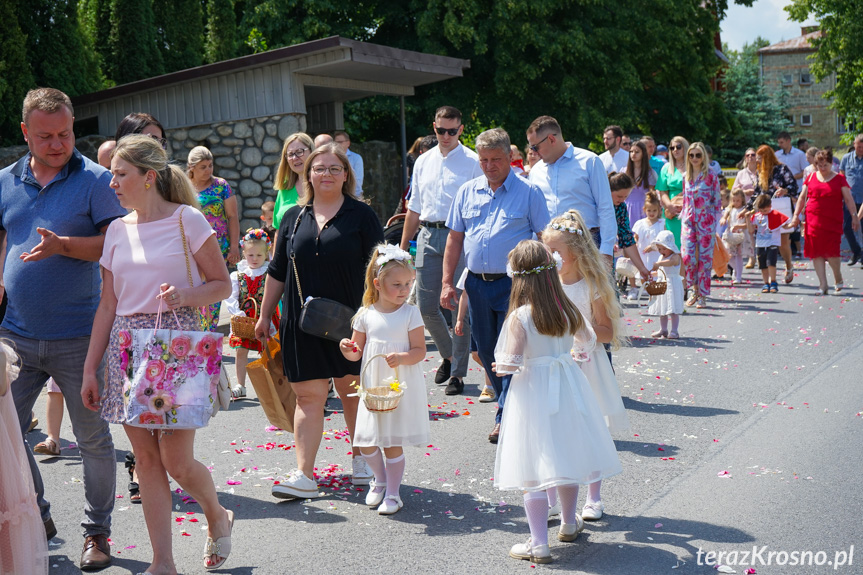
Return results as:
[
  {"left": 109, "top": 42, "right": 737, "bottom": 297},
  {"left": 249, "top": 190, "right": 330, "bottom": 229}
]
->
[{"left": 204, "top": 509, "right": 234, "bottom": 570}]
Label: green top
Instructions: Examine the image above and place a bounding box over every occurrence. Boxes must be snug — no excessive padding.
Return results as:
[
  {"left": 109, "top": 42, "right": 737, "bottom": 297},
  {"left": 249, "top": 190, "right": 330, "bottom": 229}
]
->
[
  {"left": 656, "top": 163, "right": 684, "bottom": 197},
  {"left": 273, "top": 186, "right": 299, "bottom": 231}
]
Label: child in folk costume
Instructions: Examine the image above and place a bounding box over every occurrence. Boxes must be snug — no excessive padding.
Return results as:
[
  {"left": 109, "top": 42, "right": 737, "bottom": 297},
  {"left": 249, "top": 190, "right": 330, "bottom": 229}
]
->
[
  {"left": 646, "top": 230, "right": 685, "bottom": 338},
  {"left": 340, "top": 244, "right": 429, "bottom": 516},
  {"left": 493, "top": 240, "right": 622, "bottom": 564},
  {"left": 543, "top": 210, "right": 629, "bottom": 523},
  {"left": 223, "top": 229, "right": 279, "bottom": 399}
]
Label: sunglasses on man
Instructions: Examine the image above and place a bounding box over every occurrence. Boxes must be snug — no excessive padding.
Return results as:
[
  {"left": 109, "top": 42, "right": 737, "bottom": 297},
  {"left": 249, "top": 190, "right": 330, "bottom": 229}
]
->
[{"left": 434, "top": 126, "right": 460, "bottom": 137}]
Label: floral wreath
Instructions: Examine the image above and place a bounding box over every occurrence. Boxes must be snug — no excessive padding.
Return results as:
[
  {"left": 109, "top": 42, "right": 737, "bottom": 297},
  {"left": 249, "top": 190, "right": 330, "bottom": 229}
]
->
[
  {"left": 507, "top": 252, "right": 563, "bottom": 277},
  {"left": 240, "top": 228, "right": 271, "bottom": 248},
  {"left": 375, "top": 244, "right": 412, "bottom": 275},
  {"left": 551, "top": 221, "right": 583, "bottom": 235}
]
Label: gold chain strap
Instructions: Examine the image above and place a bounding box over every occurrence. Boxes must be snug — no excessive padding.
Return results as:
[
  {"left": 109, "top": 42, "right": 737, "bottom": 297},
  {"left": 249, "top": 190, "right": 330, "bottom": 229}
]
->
[
  {"left": 291, "top": 254, "right": 303, "bottom": 303},
  {"left": 177, "top": 206, "right": 194, "bottom": 288}
]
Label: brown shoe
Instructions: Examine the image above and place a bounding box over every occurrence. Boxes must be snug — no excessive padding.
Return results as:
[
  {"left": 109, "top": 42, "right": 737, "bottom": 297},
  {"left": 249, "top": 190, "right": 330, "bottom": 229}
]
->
[
  {"left": 80, "top": 534, "right": 111, "bottom": 571},
  {"left": 488, "top": 423, "right": 501, "bottom": 444}
]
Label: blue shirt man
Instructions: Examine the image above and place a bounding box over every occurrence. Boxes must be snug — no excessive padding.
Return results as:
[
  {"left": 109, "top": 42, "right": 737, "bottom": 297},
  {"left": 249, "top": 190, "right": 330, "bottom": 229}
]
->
[
  {"left": 441, "top": 128, "right": 550, "bottom": 443},
  {"left": 839, "top": 135, "right": 863, "bottom": 263}
]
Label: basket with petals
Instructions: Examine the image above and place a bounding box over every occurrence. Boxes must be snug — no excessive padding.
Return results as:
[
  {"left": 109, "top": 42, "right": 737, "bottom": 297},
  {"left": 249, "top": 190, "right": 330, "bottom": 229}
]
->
[
  {"left": 230, "top": 298, "right": 259, "bottom": 340},
  {"left": 644, "top": 268, "right": 668, "bottom": 296},
  {"left": 352, "top": 353, "right": 404, "bottom": 412}
]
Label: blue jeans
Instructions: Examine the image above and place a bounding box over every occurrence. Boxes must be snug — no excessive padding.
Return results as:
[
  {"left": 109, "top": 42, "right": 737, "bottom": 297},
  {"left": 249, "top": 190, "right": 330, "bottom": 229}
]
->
[
  {"left": 4, "top": 328, "right": 115, "bottom": 537},
  {"left": 843, "top": 202, "right": 862, "bottom": 257},
  {"left": 464, "top": 274, "right": 512, "bottom": 424}
]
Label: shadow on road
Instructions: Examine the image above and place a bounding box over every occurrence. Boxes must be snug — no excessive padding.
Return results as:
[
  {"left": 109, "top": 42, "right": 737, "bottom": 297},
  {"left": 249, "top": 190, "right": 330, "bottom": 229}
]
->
[
  {"left": 627, "top": 336, "right": 729, "bottom": 350},
  {"left": 622, "top": 397, "right": 739, "bottom": 417},
  {"left": 613, "top": 440, "right": 679, "bottom": 457}
]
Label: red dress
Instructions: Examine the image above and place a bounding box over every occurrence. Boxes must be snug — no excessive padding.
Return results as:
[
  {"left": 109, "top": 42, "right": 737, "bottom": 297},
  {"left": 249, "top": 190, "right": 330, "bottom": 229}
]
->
[{"left": 804, "top": 173, "right": 849, "bottom": 259}]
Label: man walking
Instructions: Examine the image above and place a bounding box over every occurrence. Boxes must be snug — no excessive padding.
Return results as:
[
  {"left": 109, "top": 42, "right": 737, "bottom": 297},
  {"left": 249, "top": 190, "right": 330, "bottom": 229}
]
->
[
  {"left": 0, "top": 88, "right": 125, "bottom": 571},
  {"left": 400, "top": 106, "right": 481, "bottom": 396},
  {"left": 598, "top": 125, "right": 629, "bottom": 174},
  {"left": 839, "top": 134, "right": 863, "bottom": 265},
  {"left": 526, "top": 116, "right": 617, "bottom": 264},
  {"left": 335, "top": 130, "right": 364, "bottom": 198},
  {"left": 441, "top": 128, "right": 549, "bottom": 443}
]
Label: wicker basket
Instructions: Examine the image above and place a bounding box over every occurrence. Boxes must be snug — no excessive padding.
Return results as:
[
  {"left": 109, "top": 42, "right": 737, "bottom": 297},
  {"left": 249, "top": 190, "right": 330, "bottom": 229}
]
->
[
  {"left": 360, "top": 354, "right": 404, "bottom": 413},
  {"left": 230, "top": 298, "right": 258, "bottom": 340},
  {"left": 644, "top": 268, "right": 668, "bottom": 296}
]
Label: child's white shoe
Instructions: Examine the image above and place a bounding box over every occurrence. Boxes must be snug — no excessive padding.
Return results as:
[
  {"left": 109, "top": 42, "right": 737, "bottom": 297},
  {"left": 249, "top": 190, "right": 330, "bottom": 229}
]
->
[
  {"left": 377, "top": 495, "right": 403, "bottom": 515},
  {"left": 509, "top": 538, "right": 552, "bottom": 564},
  {"left": 365, "top": 481, "right": 385, "bottom": 507},
  {"left": 582, "top": 501, "right": 604, "bottom": 521},
  {"left": 547, "top": 502, "right": 561, "bottom": 520},
  {"left": 558, "top": 515, "right": 586, "bottom": 542}
]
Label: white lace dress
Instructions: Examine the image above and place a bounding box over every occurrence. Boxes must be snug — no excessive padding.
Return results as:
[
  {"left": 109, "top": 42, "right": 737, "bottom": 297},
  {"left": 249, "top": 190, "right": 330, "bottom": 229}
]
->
[
  {"left": 647, "top": 262, "right": 685, "bottom": 316},
  {"left": 561, "top": 280, "right": 631, "bottom": 434},
  {"left": 493, "top": 306, "right": 622, "bottom": 491},
  {"left": 352, "top": 304, "right": 430, "bottom": 448}
]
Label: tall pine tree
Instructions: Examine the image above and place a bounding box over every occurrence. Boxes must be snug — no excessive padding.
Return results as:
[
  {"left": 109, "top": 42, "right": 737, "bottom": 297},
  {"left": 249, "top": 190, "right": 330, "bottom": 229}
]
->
[
  {"left": 154, "top": 0, "right": 204, "bottom": 73},
  {"left": 0, "top": 0, "right": 34, "bottom": 145},
  {"left": 205, "top": 0, "right": 237, "bottom": 64},
  {"left": 108, "top": 0, "right": 165, "bottom": 85}
]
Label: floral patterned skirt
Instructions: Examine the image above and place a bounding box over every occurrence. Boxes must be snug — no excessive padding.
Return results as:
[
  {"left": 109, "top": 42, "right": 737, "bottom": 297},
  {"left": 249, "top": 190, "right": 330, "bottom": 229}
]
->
[{"left": 101, "top": 308, "right": 202, "bottom": 425}]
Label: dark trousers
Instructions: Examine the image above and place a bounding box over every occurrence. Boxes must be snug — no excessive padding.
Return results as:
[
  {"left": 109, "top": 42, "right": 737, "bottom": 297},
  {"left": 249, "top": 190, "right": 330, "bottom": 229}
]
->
[
  {"left": 844, "top": 202, "right": 863, "bottom": 257},
  {"left": 464, "top": 274, "right": 512, "bottom": 424}
]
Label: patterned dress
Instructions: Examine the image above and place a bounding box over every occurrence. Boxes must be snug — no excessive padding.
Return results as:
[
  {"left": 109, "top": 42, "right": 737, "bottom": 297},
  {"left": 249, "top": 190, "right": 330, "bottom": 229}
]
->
[
  {"left": 197, "top": 177, "right": 235, "bottom": 329},
  {"left": 228, "top": 271, "right": 279, "bottom": 352},
  {"left": 681, "top": 171, "right": 721, "bottom": 296}
]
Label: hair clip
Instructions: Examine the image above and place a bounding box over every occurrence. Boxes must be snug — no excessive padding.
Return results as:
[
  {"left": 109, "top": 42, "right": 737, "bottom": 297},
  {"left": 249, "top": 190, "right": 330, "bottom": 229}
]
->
[{"left": 551, "top": 222, "right": 583, "bottom": 235}]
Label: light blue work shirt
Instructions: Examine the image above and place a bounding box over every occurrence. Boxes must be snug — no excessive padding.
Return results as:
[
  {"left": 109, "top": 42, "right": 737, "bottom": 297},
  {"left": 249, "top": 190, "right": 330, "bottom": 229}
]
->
[
  {"left": 446, "top": 169, "right": 550, "bottom": 274},
  {"left": 528, "top": 143, "right": 617, "bottom": 255},
  {"left": 839, "top": 152, "right": 863, "bottom": 203}
]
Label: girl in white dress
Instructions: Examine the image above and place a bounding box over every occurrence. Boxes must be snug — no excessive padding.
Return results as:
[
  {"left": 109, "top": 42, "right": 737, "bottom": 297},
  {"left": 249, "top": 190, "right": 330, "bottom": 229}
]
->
[
  {"left": 720, "top": 189, "right": 749, "bottom": 284},
  {"left": 340, "top": 244, "right": 429, "bottom": 516},
  {"left": 543, "top": 209, "right": 628, "bottom": 523},
  {"left": 646, "top": 230, "right": 685, "bottom": 338},
  {"left": 494, "top": 240, "right": 622, "bottom": 565},
  {"left": 632, "top": 192, "right": 667, "bottom": 278}
]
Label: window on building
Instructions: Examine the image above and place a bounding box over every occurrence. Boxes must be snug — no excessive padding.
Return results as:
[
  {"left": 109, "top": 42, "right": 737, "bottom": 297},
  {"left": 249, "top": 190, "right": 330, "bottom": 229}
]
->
[
  {"left": 800, "top": 114, "right": 813, "bottom": 126},
  {"left": 800, "top": 72, "right": 812, "bottom": 85},
  {"left": 838, "top": 116, "right": 860, "bottom": 134},
  {"left": 781, "top": 74, "right": 794, "bottom": 86},
  {"left": 786, "top": 114, "right": 795, "bottom": 126}
]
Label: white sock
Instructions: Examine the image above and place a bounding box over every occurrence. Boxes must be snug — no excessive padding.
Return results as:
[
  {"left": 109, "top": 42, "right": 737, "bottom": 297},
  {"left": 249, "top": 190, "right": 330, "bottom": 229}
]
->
[
  {"left": 557, "top": 484, "right": 579, "bottom": 525},
  {"left": 546, "top": 486, "right": 558, "bottom": 508},
  {"left": 587, "top": 480, "right": 602, "bottom": 504},
  {"left": 384, "top": 454, "right": 405, "bottom": 499},
  {"left": 523, "top": 491, "right": 549, "bottom": 547},
  {"left": 361, "top": 449, "right": 386, "bottom": 493}
]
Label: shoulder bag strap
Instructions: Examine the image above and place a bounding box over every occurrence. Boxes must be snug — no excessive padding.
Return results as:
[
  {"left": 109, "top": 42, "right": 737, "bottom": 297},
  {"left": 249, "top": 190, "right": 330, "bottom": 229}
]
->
[
  {"left": 289, "top": 206, "right": 308, "bottom": 303},
  {"left": 177, "top": 206, "right": 207, "bottom": 325}
]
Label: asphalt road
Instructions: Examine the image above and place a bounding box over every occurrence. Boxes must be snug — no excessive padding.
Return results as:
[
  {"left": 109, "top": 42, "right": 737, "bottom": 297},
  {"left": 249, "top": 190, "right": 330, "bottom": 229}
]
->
[{"left": 28, "top": 258, "right": 863, "bottom": 575}]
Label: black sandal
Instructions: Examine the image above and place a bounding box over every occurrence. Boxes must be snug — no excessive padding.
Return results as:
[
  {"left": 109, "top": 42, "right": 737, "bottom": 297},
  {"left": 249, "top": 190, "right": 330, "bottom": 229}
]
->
[{"left": 125, "top": 453, "right": 141, "bottom": 504}]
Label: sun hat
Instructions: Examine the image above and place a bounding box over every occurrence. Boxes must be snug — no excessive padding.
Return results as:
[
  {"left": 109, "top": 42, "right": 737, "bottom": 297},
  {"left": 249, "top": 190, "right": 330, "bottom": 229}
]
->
[{"left": 649, "top": 230, "right": 679, "bottom": 254}]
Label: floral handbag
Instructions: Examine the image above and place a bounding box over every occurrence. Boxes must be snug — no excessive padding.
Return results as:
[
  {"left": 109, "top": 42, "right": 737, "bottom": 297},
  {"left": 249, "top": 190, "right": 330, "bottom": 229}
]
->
[{"left": 122, "top": 306, "right": 223, "bottom": 429}]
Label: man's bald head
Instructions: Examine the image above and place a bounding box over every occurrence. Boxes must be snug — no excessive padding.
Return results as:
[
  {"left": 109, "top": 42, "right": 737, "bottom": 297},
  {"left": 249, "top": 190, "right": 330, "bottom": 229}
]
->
[{"left": 97, "top": 140, "right": 116, "bottom": 169}]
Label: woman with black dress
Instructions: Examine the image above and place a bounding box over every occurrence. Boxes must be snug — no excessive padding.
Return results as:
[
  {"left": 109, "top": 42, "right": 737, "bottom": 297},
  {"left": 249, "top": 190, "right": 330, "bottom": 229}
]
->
[
  {"left": 255, "top": 144, "right": 384, "bottom": 500},
  {"left": 754, "top": 145, "right": 799, "bottom": 284}
]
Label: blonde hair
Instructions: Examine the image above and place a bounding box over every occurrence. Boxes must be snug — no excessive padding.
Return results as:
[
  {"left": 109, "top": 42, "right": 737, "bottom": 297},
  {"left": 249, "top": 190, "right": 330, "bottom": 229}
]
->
[
  {"left": 300, "top": 144, "right": 357, "bottom": 206},
  {"left": 543, "top": 210, "right": 625, "bottom": 350},
  {"left": 274, "top": 132, "right": 314, "bottom": 191},
  {"left": 685, "top": 142, "right": 710, "bottom": 183},
  {"left": 668, "top": 136, "right": 690, "bottom": 173},
  {"left": 361, "top": 244, "right": 414, "bottom": 308},
  {"left": 507, "top": 240, "right": 583, "bottom": 338},
  {"left": 644, "top": 190, "right": 662, "bottom": 210},
  {"left": 115, "top": 135, "right": 199, "bottom": 208},
  {"left": 186, "top": 146, "right": 214, "bottom": 180}
]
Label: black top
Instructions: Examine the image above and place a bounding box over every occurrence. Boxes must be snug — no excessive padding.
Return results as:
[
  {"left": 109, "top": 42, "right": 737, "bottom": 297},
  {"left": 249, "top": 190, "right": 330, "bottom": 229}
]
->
[
  {"left": 268, "top": 197, "right": 384, "bottom": 381},
  {"left": 753, "top": 164, "right": 799, "bottom": 200}
]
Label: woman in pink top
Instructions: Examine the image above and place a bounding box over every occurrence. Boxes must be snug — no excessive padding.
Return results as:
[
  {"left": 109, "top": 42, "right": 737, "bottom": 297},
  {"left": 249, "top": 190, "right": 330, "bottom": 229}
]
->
[
  {"left": 80, "top": 135, "right": 234, "bottom": 572},
  {"left": 732, "top": 148, "right": 758, "bottom": 268}
]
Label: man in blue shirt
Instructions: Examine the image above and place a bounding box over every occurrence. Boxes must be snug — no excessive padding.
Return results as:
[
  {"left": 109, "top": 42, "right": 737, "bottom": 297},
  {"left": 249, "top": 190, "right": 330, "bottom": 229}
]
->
[
  {"left": 441, "top": 128, "right": 550, "bottom": 443},
  {"left": 0, "top": 88, "right": 125, "bottom": 571},
  {"left": 839, "top": 134, "right": 863, "bottom": 264},
  {"left": 334, "top": 130, "right": 364, "bottom": 198}
]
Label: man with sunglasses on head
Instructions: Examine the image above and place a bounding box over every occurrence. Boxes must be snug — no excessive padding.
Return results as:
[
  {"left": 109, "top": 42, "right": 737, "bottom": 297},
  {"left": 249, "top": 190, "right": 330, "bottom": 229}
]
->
[
  {"left": 526, "top": 116, "right": 617, "bottom": 266},
  {"left": 400, "top": 106, "right": 482, "bottom": 397},
  {"left": 598, "top": 125, "right": 629, "bottom": 174}
]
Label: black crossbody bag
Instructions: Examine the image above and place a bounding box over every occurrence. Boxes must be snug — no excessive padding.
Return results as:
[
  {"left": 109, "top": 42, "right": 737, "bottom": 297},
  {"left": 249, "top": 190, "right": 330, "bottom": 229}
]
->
[{"left": 288, "top": 207, "right": 355, "bottom": 342}]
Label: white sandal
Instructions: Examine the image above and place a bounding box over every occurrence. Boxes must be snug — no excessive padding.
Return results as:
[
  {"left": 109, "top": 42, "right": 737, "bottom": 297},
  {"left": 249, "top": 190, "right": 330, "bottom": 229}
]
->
[{"left": 204, "top": 509, "right": 234, "bottom": 570}]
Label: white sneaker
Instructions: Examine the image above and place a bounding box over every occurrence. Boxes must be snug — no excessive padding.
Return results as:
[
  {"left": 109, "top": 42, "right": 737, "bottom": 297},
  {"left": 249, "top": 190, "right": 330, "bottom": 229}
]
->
[
  {"left": 365, "top": 481, "right": 386, "bottom": 507},
  {"left": 627, "top": 288, "right": 639, "bottom": 301},
  {"left": 377, "top": 495, "right": 403, "bottom": 515},
  {"left": 558, "top": 515, "right": 585, "bottom": 542},
  {"left": 271, "top": 470, "right": 320, "bottom": 499},
  {"left": 509, "top": 538, "right": 551, "bottom": 564},
  {"left": 352, "top": 456, "right": 373, "bottom": 486},
  {"left": 582, "top": 500, "right": 604, "bottom": 521},
  {"left": 547, "top": 503, "right": 561, "bottom": 520}
]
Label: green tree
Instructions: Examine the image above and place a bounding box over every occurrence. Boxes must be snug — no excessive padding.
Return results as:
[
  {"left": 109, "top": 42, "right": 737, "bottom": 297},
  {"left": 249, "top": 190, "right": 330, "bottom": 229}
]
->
[
  {"left": 107, "top": 0, "right": 165, "bottom": 85},
  {"left": 0, "top": 0, "right": 34, "bottom": 146},
  {"left": 787, "top": 0, "right": 863, "bottom": 141},
  {"left": 18, "top": 0, "right": 102, "bottom": 96},
  {"left": 716, "top": 39, "right": 790, "bottom": 165},
  {"left": 79, "top": 0, "right": 114, "bottom": 86},
  {"left": 205, "top": 0, "right": 238, "bottom": 64},
  {"left": 154, "top": 0, "right": 204, "bottom": 73}
]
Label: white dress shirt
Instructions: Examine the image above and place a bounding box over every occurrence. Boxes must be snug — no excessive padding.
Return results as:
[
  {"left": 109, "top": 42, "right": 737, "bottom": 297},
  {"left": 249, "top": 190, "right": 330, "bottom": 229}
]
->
[
  {"left": 406, "top": 143, "right": 482, "bottom": 222},
  {"left": 776, "top": 146, "right": 808, "bottom": 189},
  {"left": 598, "top": 147, "right": 629, "bottom": 174},
  {"left": 346, "top": 149, "right": 364, "bottom": 197},
  {"left": 528, "top": 143, "right": 618, "bottom": 256}
]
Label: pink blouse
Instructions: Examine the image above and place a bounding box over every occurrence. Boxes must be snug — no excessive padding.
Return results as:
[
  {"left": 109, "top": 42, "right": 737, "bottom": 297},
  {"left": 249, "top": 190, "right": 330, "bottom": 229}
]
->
[{"left": 100, "top": 205, "right": 215, "bottom": 315}]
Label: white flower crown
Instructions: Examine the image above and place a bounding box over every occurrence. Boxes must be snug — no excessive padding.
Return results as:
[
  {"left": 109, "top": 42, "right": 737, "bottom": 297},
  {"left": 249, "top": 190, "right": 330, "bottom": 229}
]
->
[
  {"left": 375, "top": 244, "right": 412, "bottom": 274},
  {"left": 551, "top": 222, "right": 583, "bottom": 235},
  {"left": 506, "top": 252, "right": 563, "bottom": 277}
]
